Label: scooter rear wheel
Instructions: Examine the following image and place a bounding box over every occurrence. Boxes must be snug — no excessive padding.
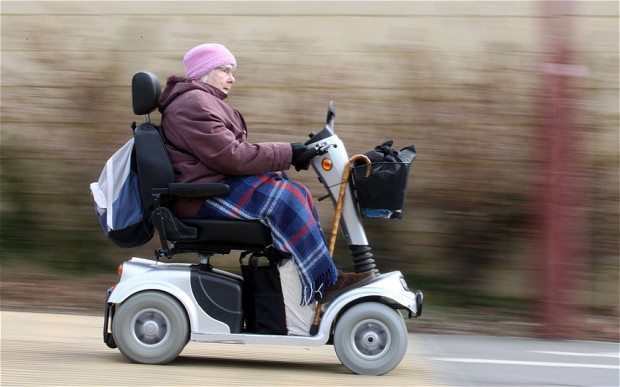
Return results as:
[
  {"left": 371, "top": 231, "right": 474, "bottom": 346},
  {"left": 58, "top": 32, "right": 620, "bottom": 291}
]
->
[
  {"left": 112, "top": 291, "right": 189, "bottom": 364},
  {"left": 333, "top": 302, "right": 408, "bottom": 375}
]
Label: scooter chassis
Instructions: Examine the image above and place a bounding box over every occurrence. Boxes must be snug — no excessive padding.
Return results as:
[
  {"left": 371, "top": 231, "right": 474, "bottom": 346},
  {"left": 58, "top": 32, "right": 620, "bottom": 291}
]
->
[{"left": 104, "top": 257, "right": 421, "bottom": 348}]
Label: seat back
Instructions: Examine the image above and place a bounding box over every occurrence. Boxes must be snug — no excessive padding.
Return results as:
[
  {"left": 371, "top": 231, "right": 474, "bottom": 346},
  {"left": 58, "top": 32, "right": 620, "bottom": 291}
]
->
[
  {"left": 131, "top": 72, "right": 175, "bottom": 212},
  {"left": 134, "top": 123, "right": 176, "bottom": 211}
]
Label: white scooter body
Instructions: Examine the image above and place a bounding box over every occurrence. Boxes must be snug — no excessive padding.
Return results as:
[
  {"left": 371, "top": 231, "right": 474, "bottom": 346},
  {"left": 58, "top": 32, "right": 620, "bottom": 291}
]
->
[
  {"left": 105, "top": 102, "right": 422, "bottom": 374},
  {"left": 108, "top": 257, "right": 419, "bottom": 346}
]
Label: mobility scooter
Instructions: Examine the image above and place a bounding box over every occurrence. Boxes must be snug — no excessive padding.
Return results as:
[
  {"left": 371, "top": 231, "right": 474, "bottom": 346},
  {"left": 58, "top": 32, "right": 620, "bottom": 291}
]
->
[{"left": 100, "top": 71, "right": 423, "bottom": 375}]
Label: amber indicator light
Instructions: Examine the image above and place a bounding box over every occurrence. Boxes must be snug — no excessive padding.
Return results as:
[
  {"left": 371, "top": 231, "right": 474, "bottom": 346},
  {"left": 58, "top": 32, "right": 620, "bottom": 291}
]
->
[{"left": 321, "top": 158, "right": 333, "bottom": 171}]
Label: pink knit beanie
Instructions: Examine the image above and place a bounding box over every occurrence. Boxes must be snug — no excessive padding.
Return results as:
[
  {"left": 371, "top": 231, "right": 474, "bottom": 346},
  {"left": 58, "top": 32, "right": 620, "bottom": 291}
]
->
[{"left": 183, "top": 43, "right": 237, "bottom": 80}]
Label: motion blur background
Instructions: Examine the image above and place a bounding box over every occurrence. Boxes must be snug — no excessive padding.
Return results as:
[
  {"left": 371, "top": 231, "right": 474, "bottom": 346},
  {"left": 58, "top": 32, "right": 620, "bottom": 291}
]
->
[{"left": 1, "top": 1, "right": 618, "bottom": 340}]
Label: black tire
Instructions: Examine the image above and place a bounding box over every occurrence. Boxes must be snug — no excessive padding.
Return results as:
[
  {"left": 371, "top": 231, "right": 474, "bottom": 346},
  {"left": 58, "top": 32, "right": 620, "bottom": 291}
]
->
[
  {"left": 112, "top": 291, "right": 189, "bottom": 364},
  {"left": 333, "top": 302, "right": 408, "bottom": 375}
]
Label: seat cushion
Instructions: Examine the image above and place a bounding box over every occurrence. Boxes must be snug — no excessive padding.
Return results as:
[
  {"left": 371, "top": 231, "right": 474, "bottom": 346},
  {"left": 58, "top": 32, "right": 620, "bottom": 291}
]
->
[{"left": 182, "top": 218, "right": 272, "bottom": 248}]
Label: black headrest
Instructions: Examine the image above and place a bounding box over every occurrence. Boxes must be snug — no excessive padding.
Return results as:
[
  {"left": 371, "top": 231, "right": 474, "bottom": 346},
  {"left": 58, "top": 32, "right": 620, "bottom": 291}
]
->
[{"left": 132, "top": 71, "right": 161, "bottom": 115}]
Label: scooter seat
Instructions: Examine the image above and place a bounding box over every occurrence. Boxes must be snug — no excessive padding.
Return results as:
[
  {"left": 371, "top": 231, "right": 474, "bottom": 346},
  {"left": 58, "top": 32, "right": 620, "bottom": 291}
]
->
[
  {"left": 151, "top": 207, "right": 272, "bottom": 253},
  {"left": 131, "top": 71, "right": 273, "bottom": 258},
  {"left": 183, "top": 218, "right": 272, "bottom": 248}
]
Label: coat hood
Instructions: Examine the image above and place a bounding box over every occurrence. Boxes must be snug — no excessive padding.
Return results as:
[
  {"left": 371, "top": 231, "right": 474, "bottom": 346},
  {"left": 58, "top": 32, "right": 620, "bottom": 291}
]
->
[{"left": 158, "top": 76, "right": 227, "bottom": 112}]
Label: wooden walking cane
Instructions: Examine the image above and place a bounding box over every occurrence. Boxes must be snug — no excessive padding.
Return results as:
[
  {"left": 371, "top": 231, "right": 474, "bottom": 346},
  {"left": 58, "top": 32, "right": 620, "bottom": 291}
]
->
[
  {"left": 328, "top": 154, "right": 372, "bottom": 255},
  {"left": 310, "top": 154, "right": 372, "bottom": 335}
]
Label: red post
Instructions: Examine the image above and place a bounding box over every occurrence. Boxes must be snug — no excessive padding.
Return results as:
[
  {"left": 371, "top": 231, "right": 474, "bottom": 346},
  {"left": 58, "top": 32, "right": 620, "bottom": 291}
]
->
[{"left": 538, "top": 0, "right": 584, "bottom": 338}]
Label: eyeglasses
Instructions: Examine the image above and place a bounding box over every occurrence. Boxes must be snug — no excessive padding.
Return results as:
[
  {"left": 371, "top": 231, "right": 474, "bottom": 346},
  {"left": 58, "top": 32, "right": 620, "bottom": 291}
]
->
[{"left": 218, "top": 66, "right": 235, "bottom": 76}]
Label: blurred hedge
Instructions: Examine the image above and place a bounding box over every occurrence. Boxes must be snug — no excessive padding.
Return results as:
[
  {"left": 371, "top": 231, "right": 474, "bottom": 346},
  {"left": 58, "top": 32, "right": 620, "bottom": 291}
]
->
[{"left": 1, "top": 2, "right": 617, "bottom": 316}]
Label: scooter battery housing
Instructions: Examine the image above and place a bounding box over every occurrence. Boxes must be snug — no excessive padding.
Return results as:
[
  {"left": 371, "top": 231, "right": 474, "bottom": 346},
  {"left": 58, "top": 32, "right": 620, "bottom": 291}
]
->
[{"left": 190, "top": 269, "right": 244, "bottom": 333}]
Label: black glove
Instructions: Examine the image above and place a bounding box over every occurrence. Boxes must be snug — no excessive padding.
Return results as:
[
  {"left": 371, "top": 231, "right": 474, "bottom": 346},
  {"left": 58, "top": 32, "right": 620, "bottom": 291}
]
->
[{"left": 290, "top": 143, "right": 318, "bottom": 171}]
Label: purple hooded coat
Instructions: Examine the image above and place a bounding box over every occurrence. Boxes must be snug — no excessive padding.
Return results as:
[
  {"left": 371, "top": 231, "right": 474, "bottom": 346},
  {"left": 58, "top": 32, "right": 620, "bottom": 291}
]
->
[{"left": 158, "top": 76, "right": 293, "bottom": 218}]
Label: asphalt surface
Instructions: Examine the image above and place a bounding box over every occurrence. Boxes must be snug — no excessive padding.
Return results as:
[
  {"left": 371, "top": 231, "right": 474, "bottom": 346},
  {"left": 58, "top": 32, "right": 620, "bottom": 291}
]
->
[
  {"left": 1, "top": 311, "right": 618, "bottom": 386},
  {"left": 0, "top": 311, "right": 444, "bottom": 385},
  {"left": 417, "top": 334, "right": 619, "bottom": 386}
]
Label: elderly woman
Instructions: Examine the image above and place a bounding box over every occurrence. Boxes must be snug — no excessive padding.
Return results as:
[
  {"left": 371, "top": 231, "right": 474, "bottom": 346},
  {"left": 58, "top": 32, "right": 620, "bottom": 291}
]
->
[{"left": 158, "top": 43, "right": 372, "bottom": 305}]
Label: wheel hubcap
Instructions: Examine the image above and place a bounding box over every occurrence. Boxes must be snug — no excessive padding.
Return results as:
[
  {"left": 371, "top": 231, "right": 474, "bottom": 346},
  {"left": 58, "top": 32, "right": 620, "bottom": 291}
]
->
[
  {"left": 350, "top": 319, "right": 391, "bottom": 360},
  {"left": 132, "top": 308, "right": 170, "bottom": 346}
]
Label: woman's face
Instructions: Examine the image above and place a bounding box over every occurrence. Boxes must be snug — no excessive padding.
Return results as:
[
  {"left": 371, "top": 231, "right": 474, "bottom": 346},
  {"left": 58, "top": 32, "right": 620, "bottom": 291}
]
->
[{"left": 205, "top": 65, "right": 235, "bottom": 94}]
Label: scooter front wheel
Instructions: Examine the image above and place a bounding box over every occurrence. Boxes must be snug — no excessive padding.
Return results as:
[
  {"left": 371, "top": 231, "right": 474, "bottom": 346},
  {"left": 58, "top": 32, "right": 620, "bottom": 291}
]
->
[
  {"left": 333, "top": 302, "right": 408, "bottom": 375},
  {"left": 112, "top": 291, "right": 189, "bottom": 364}
]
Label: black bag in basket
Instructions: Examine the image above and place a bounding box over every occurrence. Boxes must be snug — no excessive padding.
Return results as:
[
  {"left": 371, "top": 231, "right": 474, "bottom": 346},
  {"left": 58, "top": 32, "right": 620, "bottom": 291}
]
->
[
  {"left": 352, "top": 140, "right": 416, "bottom": 219},
  {"left": 240, "top": 249, "right": 287, "bottom": 335}
]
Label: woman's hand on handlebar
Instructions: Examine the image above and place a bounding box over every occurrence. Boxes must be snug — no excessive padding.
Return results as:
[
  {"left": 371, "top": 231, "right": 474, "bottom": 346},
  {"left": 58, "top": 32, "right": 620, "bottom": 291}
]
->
[{"left": 290, "top": 143, "right": 319, "bottom": 171}]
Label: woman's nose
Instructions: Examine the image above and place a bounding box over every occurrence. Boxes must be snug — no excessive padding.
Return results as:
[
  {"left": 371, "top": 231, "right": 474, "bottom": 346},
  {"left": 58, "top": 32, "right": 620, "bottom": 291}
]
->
[{"left": 228, "top": 74, "right": 235, "bottom": 83}]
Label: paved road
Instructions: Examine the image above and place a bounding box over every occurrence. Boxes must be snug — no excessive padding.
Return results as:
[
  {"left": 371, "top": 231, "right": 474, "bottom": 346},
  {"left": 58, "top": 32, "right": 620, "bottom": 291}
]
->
[
  {"left": 2, "top": 311, "right": 618, "bottom": 386},
  {"left": 0, "top": 311, "right": 444, "bottom": 385},
  {"left": 417, "top": 334, "right": 620, "bottom": 386}
]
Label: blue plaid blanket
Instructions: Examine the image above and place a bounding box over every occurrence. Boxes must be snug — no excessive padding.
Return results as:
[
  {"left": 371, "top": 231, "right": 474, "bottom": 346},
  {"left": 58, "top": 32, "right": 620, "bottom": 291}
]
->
[{"left": 197, "top": 172, "right": 338, "bottom": 305}]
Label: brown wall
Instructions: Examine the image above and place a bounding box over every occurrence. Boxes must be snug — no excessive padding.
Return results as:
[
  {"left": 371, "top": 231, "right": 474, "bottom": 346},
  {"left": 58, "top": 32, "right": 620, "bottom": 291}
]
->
[{"left": 1, "top": 1, "right": 618, "bottom": 315}]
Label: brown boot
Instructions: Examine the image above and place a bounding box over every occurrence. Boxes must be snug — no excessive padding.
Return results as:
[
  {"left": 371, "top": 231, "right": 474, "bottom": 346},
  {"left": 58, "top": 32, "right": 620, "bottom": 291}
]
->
[{"left": 324, "top": 270, "right": 374, "bottom": 299}]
